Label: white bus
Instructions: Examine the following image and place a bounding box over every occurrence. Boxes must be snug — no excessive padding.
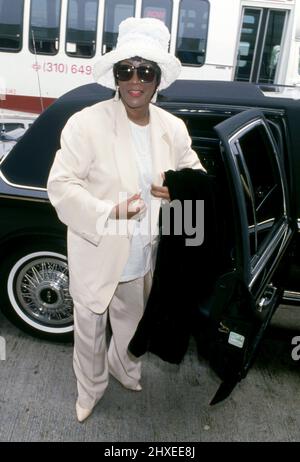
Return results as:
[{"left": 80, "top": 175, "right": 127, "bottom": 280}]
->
[{"left": 0, "top": 0, "right": 300, "bottom": 114}]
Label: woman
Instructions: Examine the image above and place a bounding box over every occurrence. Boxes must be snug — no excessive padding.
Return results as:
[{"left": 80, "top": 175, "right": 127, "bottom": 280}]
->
[{"left": 47, "top": 17, "right": 204, "bottom": 422}]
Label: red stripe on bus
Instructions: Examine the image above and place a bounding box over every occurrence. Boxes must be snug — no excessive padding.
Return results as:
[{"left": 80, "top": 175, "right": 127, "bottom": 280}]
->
[{"left": 0, "top": 95, "right": 55, "bottom": 114}]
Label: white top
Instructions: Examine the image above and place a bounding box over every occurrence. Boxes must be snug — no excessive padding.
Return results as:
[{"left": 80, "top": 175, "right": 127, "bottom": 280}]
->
[{"left": 119, "top": 120, "right": 153, "bottom": 282}]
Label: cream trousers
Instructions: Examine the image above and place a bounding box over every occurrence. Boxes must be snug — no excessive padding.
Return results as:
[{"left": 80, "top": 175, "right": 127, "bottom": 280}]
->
[{"left": 73, "top": 271, "right": 152, "bottom": 409}]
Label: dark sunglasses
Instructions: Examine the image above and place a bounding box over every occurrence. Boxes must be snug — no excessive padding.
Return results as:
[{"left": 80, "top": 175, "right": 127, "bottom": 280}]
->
[{"left": 113, "top": 63, "right": 157, "bottom": 83}]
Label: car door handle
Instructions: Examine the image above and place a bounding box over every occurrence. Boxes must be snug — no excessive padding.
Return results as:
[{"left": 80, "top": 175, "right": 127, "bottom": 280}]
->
[{"left": 258, "top": 284, "right": 277, "bottom": 312}]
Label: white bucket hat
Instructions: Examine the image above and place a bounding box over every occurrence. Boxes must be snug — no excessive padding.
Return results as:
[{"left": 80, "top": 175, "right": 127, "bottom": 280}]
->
[{"left": 93, "top": 17, "right": 182, "bottom": 91}]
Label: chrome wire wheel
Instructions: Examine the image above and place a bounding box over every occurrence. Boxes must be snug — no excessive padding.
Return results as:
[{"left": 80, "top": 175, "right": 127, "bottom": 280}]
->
[{"left": 7, "top": 251, "right": 74, "bottom": 335}]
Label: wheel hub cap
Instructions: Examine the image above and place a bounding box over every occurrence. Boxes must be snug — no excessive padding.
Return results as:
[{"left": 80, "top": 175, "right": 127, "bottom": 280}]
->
[{"left": 16, "top": 257, "right": 73, "bottom": 326}]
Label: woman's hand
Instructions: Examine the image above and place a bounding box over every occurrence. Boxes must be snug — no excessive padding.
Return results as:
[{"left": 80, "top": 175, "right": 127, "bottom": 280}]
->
[
  {"left": 151, "top": 184, "right": 170, "bottom": 201},
  {"left": 112, "top": 193, "right": 145, "bottom": 219},
  {"left": 151, "top": 173, "right": 170, "bottom": 201}
]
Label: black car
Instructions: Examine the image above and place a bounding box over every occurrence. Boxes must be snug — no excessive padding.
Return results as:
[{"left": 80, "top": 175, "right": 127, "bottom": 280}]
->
[{"left": 0, "top": 80, "right": 299, "bottom": 403}]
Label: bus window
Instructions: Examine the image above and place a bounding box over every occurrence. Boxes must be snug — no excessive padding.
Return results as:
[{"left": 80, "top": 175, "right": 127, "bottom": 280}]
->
[
  {"left": 235, "top": 8, "right": 262, "bottom": 82},
  {"left": 66, "top": 0, "right": 99, "bottom": 58},
  {"left": 258, "top": 10, "right": 286, "bottom": 84},
  {"left": 0, "top": 0, "right": 24, "bottom": 52},
  {"left": 176, "top": 0, "right": 209, "bottom": 66},
  {"left": 29, "top": 0, "right": 61, "bottom": 55},
  {"left": 235, "top": 9, "right": 262, "bottom": 82},
  {"left": 141, "top": 0, "right": 172, "bottom": 31},
  {"left": 235, "top": 8, "right": 287, "bottom": 84},
  {"left": 102, "top": 0, "right": 135, "bottom": 54}
]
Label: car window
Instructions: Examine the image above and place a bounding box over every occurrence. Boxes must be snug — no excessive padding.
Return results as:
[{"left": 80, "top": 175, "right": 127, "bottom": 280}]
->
[{"left": 235, "top": 123, "right": 285, "bottom": 258}]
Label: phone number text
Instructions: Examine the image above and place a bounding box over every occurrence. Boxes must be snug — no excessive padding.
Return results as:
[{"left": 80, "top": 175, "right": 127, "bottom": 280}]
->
[{"left": 32, "top": 62, "right": 92, "bottom": 76}]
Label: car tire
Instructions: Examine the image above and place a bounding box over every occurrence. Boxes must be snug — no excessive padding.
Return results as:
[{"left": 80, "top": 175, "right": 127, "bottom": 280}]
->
[{"left": 0, "top": 239, "right": 74, "bottom": 341}]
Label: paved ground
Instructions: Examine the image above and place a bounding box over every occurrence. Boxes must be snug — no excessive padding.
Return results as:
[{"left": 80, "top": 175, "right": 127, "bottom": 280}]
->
[{"left": 0, "top": 305, "right": 299, "bottom": 442}]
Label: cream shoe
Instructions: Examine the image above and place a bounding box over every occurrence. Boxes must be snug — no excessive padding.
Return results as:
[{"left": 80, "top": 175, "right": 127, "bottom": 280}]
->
[
  {"left": 131, "top": 383, "right": 142, "bottom": 391},
  {"left": 75, "top": 401, "right": 93, "bottom": 423},
  {"left": 109, "top": 370, "right": 142, "bottom": 391}
]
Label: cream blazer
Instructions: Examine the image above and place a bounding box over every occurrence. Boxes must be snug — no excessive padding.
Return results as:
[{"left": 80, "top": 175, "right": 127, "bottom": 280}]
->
[{"left": 47, "top": 98, "right": 203, "bottom": 313}]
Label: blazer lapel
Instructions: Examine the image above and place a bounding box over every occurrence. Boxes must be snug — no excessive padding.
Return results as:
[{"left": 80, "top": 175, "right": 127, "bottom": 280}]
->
[
  {"left": 149, "top": 104, "right": 172, "bottom": 186},
  {"left": 113, "top": 100, "right": 140, "bottom": 196},
  {"left": 149, "top": 104, "right": 172, "bottom": 236}
]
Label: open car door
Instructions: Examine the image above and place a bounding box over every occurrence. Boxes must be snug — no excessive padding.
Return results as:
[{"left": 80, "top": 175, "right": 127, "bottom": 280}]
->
[{"left": 202, "top": 108, "right": 295, "bottom": 404}]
